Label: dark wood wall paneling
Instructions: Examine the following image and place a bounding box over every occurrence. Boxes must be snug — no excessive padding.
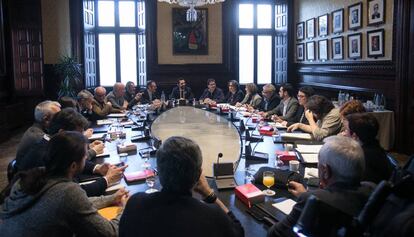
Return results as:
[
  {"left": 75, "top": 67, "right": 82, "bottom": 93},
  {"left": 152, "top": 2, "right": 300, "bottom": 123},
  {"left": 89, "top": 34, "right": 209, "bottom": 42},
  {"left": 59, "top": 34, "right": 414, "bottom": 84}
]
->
[
  {"left": 293, "top": 0, "right": 414, "bottom": 153},
  {"left": 146, "top": 1, "right": 236, "bottom": 97}
]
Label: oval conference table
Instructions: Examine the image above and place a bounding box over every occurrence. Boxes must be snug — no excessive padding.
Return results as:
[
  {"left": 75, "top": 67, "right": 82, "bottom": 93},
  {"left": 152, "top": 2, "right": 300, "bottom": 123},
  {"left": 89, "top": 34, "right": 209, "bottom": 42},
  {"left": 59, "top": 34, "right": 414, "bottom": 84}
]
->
[{"left": 93, "top": 105, "right": 309, "bottom": 237}]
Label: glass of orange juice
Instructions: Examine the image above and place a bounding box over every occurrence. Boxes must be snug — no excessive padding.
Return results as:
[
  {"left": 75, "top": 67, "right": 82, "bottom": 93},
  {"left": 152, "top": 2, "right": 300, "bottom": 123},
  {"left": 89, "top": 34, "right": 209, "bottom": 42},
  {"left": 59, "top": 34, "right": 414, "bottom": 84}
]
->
[{"left": 263, "top": 171, "right": 276, "bottom": 196}]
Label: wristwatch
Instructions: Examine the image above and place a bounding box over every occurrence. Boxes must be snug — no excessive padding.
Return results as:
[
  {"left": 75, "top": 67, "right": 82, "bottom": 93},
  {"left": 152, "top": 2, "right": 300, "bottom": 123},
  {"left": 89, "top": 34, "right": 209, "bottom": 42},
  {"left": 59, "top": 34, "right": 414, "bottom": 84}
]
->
[{"left": 203, "top": 191, "right": 217, "bottom": 203}]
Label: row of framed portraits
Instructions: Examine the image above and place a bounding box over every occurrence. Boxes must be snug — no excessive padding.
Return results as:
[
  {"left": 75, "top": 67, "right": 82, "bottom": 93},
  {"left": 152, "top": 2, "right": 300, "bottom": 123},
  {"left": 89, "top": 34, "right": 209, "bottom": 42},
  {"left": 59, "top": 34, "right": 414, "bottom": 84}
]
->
[
  {"left": 297, "top": 0, "right": 386, "bottom": 40},
  {"left": 296, "top": 29, "right": 384, "bottom": 61}
]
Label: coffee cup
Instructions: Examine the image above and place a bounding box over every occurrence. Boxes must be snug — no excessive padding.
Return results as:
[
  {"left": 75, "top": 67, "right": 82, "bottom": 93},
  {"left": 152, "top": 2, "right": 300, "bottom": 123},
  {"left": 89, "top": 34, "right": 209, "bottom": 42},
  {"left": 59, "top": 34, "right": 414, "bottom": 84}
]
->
[{"left": 289, "top": 160, "right": 300, "bottom": 172}]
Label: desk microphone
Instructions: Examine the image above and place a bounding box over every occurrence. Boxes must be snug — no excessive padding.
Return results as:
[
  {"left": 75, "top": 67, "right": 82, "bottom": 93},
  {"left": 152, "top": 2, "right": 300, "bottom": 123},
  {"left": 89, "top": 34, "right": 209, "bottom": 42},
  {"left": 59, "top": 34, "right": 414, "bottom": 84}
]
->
[
  {"left": 216, "top": 152, "right": 223, "bottom": 165},
  {"left": 245, "top": 135, "right": 269, "bottom": 162},
  {"left": 245, "top": 121, "right": 264, "bottom": 143}
]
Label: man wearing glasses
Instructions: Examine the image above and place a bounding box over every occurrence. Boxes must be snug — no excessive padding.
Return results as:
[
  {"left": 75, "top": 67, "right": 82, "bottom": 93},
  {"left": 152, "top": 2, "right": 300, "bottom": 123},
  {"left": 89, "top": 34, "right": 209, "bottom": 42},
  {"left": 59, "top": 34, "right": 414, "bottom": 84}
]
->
[{"left": 257, "top": 84, "right": 281, "bottom": 118}]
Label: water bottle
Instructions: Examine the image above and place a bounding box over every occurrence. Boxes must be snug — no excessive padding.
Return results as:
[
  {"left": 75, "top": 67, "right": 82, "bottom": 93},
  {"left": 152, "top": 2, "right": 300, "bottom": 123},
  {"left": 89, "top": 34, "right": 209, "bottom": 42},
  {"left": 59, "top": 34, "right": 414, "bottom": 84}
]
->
[
  {"left": 338, "top": 91, "right": 342, "bottom": 105},
  {"left": 161, "top": 91, "right": 166, "bottom": 103},
  {"left": 345, "top": 93, "right": 349, "bottom": 102},
  {"left": 379, "top": 94, "right": 386, "bottom": 111},
  {"left": 192, "top": 98, "right": 196, "bottom": 106}
]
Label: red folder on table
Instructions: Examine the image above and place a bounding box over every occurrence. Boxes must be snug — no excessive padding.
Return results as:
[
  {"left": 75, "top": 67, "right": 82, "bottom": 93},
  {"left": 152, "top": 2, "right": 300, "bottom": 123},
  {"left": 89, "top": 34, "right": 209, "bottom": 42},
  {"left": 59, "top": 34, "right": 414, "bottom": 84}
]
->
[
  {"left": 124, "top": 169, "right": 154, "bottom": 183},
  {"left": 259, "top": 126, "right": 274, "bottom": 136},
  {"left": 275, "top": 150, "right": 297, "bottom": 164},
  {"left": 235, "top": 183, "right": 265, "bottom": 208}
]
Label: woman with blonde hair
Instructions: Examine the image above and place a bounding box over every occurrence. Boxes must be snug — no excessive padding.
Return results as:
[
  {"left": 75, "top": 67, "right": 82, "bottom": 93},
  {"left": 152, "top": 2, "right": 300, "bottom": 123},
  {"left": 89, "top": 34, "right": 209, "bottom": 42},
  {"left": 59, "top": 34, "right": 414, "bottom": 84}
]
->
[{"left": 236, "top": 83, "right": 262, "bottom": 109}]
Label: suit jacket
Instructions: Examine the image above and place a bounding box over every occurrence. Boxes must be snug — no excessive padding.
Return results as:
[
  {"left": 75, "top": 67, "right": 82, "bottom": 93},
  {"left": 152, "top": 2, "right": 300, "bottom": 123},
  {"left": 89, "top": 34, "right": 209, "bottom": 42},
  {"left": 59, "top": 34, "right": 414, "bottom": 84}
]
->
[
  {"left": 240, "top": 93, "right": 262, "bottom": 109},
  {"left": 106, "top": 91, "right": 125, "bottom": 109},
  {"left": 286, "top": 106, "right": 308, "bottom": 126},
  {"left": 225, "top": 90, "right": 245, "bottom": 105},
  {"left": 199, "top": 88, "right": 225, "bottom": 103},
  {"left": 91, "top": 99, "right": 122, "bottom": 120},
  {"left": 268, "top": 97, "right": 299, "bottom": 120},
  {"left": 119, "top": 190, "right": 244, "bottom": 237},
  {"left": 15, "top": 123, "right": 45, "bottom": 165},
  {"left": 267, "top": 182, "right": 373, "bottom": 237},
  {"left": 362, "top": 141, "right": 393, "bottom": 183},
  {"left": 170, "top": 86, "right": 194, "bottom": 100},
  {"left": 141, "top": 89, "right": 160, "bottom": 104},
  {"left": 313, "top": 108, "right": 343, "bottom": 141},
  {"left": 258, "top": 93, "right": 281, "bottom": 113}
]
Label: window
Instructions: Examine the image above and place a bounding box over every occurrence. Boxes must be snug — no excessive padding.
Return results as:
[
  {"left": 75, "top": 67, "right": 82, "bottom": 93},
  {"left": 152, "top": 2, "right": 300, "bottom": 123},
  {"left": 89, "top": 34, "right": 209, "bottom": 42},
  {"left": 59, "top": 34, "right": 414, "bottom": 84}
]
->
[
  {"left": 237, "top": 1, "right": 288, "bottom": 85},
  {"left": 84, "top": 0, "right": 146, "bottom": 87}
]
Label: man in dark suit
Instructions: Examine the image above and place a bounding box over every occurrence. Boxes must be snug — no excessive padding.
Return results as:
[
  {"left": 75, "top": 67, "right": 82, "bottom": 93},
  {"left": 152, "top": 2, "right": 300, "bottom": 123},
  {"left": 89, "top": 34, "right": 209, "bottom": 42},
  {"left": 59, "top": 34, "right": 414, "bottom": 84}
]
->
[
  {"left": 170, "top": 77, "right": 194, "bottom": 101},
  {"left": 141, "top": 80, "right": 160, "bottom": 104},
  {"left": 268, "top": 136, "right": 372, "bottom": 237},
  {"left": 268, "top": 83, "right": 299, "bottom": 120},
  {"left": 257, "top": 84, "right": 281, "bottom": 118},
  {"left": 120, "top": 136, "right": 244, "bottom": 237},
  {"left": 199, "top": 78, "right": 225, "bottom": 104}
]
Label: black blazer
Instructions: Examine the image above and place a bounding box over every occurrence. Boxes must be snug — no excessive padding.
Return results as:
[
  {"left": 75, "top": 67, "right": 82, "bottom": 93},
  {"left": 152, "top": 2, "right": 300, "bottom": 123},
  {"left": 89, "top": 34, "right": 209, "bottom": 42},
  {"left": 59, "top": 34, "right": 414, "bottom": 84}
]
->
[
  {"left": 225, "top": 90, "right": 245, "bottom": 105},
  {"left": 170, "top": 86, "right": 194, "bottom": 100},
  {"left": 141, "top": 89, "right": 160, "bottom": 104},
  {"left": 258, "top": 93, "right": 281, "bottom": 112},
  {"left": 286, "top": 106, "right": 309, "bottom": 126}
]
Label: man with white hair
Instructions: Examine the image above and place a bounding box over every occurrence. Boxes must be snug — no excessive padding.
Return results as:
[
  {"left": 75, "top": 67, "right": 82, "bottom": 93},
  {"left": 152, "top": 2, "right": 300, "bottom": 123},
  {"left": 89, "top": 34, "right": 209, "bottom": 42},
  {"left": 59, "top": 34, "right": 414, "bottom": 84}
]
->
[
  {"left": 106, "top": 82, "right": 128, "bottom": 110},
  {"left": 15, "top": 100, "right": 61, "bottom": 163},
  {"left": 91, "top": 86, "right": 122, "bottom": 120},
  {"left": 267, "top": 136, "right": 373, "bottom": 237},
  {"left": 258, "top": 83, "right": 281, "bottom": 118}
]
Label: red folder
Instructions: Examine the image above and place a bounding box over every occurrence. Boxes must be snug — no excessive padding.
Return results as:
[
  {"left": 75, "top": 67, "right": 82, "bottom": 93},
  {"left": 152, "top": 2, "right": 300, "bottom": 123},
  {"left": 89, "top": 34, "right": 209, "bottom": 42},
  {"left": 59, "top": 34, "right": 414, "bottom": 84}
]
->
[
  {"left": 275, "top": 150, "right": 297, "bottom": 164},
  {"left": 235, "top": 183, "right": 265, "bottom": 208},
  {"left": 124, "top": 169, "right": 154, "bottom": 183}
]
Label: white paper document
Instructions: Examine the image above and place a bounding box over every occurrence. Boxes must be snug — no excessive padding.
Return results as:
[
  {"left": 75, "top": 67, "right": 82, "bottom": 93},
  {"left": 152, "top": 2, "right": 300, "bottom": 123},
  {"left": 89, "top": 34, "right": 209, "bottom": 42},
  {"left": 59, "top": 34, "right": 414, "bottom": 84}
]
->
[
  {"left": 295, "top": 144, "right": 323, "bottom": 154},
  {"left": 304, "top": 168, "right": 319, "bottom": 179},
  {"left": 281, "top": 133, "right": 312, "bottom": 140},
  {"left": 97, "top": 119, "right": 114, "bottom": 125},
  {"left": 301, "top": 153, "right": 319, "bottom": 163},
  {"left": 268, "top": 122, "right": 287, "bottom": 129},
  {"left": 272, "top": 199, "right": 297, "bottom": 215},
  {"left": 120, "top": 120, "right": 134, "bottom": 126},
  {"left": 107, "top": 113, "right": 127, "bottom": 118},
  {"left": 89, "top": 133, "right": 105, "bottom": 140}
]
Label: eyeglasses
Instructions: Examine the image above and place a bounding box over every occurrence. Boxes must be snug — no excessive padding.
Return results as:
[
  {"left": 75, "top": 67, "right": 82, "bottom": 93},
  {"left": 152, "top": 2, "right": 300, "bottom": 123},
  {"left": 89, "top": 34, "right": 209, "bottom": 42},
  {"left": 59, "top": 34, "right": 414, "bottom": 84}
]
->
[{"left": 297, "top": 94, "right": 306, "bottom": 98}]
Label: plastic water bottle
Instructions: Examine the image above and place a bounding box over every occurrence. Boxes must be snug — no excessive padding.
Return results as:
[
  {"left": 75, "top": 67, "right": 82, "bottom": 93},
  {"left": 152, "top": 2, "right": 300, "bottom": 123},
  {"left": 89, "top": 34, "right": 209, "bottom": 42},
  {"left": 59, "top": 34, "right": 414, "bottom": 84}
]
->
[
  {"left": 161, "top": 91, "right": 166, "bottom": 103},
  {"left": 379, "top": 94, "right": 386, "bottom": 111}
]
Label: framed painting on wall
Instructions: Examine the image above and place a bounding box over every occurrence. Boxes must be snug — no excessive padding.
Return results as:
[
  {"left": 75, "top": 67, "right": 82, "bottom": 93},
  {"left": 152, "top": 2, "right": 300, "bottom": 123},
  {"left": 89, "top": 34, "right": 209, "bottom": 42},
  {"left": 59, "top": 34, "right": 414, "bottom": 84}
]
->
[
  {"left": 348, "top": 2, "right": 362, "bottom": 30},
  {"left": 367, "top": 29, "right": 384, "bottom": 57},
  {"left": 332, "top": 9, "right": 344, "bottom": 34},
  {"left": 318, "top": 14, "right": 328, "bottom": 36},
  {"left": 368, "top": 0, "right": 385, "bottom": 26},
  {"left": 348, "top": 33, "right": 362, "bottom": 59},
  {"left": 306, "top": 18, "right": 315, "bottom": 39},
  {"left": 306, "top": 41, "right": 315, "bottom": 61},
  {"left": 297, "top": 22, "right": 304, "bottom": 40},
  {"left": 318, "top": 39, "right": 328, "bottom": 61},
  {"left": 297, "top": 43, "right": 304, "bottom": 61},
  {"left": 332, "top": 36, "right": 344, "bottom": 60},
  {"left": 172, "top": 8, "right": 208, "bottom": 55}
]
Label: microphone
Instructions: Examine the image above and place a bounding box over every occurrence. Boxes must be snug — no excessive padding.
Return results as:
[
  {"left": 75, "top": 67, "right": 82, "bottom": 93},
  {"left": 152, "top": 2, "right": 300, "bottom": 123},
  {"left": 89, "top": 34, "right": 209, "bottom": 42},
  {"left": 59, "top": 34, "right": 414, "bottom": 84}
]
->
[
  {"left": 216, "top": 152, "right": 223, "bottom": 165},
  {"left": 245, "top": 136, "right": 269, "bottom": 162},
  {"left": 245, "top": 121, "right": 264, "bottom": 143}
]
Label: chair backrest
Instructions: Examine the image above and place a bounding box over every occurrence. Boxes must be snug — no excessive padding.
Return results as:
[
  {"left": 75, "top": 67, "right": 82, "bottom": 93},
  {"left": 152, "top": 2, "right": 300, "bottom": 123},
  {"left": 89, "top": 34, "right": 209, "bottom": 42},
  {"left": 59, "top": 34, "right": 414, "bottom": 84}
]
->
[
  {"left": 7, "top": 159, "right": 17, "bottom": 182},
  {"left": 387, "top": 153, "right": 399, "bottom": 168}
]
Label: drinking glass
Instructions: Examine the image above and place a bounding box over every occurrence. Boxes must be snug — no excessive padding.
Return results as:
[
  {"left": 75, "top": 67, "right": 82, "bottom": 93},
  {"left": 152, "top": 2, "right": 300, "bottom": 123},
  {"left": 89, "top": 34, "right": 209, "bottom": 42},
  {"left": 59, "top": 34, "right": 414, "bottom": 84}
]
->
[
  {"left": 141, "top": 151, "right": 151, "bottom": 169},
  {"left": 145, "top": 173, "right": 158, "bottom": 194},
  {"left": 262, "top": 171, "right": 276, "bottom": 196}
]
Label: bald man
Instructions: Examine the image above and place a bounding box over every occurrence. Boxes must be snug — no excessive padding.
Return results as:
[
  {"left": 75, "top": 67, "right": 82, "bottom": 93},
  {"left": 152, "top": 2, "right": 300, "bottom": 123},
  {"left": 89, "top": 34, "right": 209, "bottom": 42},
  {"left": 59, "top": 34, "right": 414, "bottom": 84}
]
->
[
  {"left": 106, "top": 83, "right": 128, "bottom": 110},
  {"left": 91, "top": 86, "right": 122, "bottom": 120}
]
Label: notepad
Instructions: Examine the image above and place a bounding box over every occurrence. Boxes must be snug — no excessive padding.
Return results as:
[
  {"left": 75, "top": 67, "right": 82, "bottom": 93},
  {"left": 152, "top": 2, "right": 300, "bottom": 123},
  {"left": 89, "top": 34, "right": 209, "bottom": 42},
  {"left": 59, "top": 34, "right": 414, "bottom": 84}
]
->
[
  {"left": 296, "top": 144, "right": 323, "bottom": 154},
  {"left": 301, "top": 153, "right": 319, "bottom": 163},
  {"left": 304, "top": 168, "right": 319, "bottom": 179},
  {"left": 272, "top": 199, "right": 297, "bottom": 215},
  {"left": 97, "top": 119, "right": 114, "bottom": 125},
  {"left": 98, "top": 206, "right": 122, "bottom": 220},
  {"left": 281, "top": 133, "right": 312, "bottom": 140},
  {"left": 107, "top": 113, "right": 127, "bottom": 118}
]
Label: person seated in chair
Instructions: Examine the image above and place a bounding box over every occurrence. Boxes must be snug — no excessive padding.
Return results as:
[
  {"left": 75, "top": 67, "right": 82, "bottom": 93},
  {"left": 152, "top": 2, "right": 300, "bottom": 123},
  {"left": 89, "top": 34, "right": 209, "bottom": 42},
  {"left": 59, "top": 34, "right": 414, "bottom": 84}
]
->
[
  {"left": 0, "top": 131, "right": 129, "bottom": 237},
  {"left": 342, "top": 113, "right": 393, "bottom": 183},
  {"left": 15, "top": 101, "right": 61, "bottom": 170},
  {"left": 124, "top": 81, "right": 143, "bottom": 109},
  {"left": 288, "top": 95, "right": 342, "bottom": 141},
  {"left": 268, "top": 136, "right": 373, "bottom": 237},
  {"left": 199, "top": 78, "right": 225, "bottom": 105},
  {"left": 119, "top": 136, "right": 244, "bottom": 237},
  {"left": 236, "top": 83, "right": 262, "bottom": 110},
  {"left": 141, "top": 80, "right": 160, "bottom": 104},
  {"left": 170, "top": 77, "right": 194, "bottom": 101},
  {"left": 106, "top": 82, "right": 128, "bottom": 110},
  {"left": 77, "top": 90, "right": 94, "bottom": 120},
  {"left": 257, "top": 84, "right": 281, "bottom": 118},
  {"left": 273, "top": 86, "right": 314, "bottom": 127},
  {"left": 268, "top": 83, "right": 299, "bottom": 121},
  {"left": 91, "top": 86, "right": 123, "bottom": 120},
  {"left": 224, "top": 80, "right": 244, "bottom": 106}
]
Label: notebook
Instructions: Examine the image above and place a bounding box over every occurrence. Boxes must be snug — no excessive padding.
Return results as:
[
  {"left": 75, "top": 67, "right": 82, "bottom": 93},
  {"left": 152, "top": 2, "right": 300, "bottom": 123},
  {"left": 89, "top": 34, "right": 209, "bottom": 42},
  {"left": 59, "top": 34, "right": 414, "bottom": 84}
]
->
[{"left": 98, "top": 206, "right": 122, "bottom": 220}]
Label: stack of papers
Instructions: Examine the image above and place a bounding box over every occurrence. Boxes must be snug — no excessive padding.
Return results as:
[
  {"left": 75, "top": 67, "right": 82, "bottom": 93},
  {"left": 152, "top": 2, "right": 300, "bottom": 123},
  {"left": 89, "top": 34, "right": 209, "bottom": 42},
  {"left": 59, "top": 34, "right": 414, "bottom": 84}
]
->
[
  {"left": 295, "top": 144, "right": 322, "bottom": 153},
  {"left": 107, "top": 113, "right": 127, "bottom": 118},
  {"left": 272, "top": 199, "right": 297, "bottom": 215},
  {"left": 268, "top": 122, "right": 287, "bottom": 129},
  {"left": 281, "top": 133, "right": 312, "bottom": 140},
  {"left": 97, "top": 119, "right": 114, "bottom": 125},
  {"left": 88, "top": 133, "right": 105, "bottom": 140},
  {"left": 304, "top": 168, "right": 319, "bottom": 179},
  {"left": 301, "top": 153, "right": 318, "bottom": 163}
]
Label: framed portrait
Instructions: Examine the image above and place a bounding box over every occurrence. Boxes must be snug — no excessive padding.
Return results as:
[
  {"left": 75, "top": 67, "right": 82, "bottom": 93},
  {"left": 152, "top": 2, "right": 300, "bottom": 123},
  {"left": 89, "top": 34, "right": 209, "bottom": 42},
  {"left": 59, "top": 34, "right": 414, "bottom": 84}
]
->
[
  {"left": 296, "top": 22, "right": 304, "bottom": 40},
  {"left": 306, "top": 41, "right": 315, "bottom": 61},
  {"left": 318, "top": 39, "right": 329, "bottom": 61},
  {"left": 367, "top": 29, "right": 385, "bottom": 57},
  {"left": 331, "top": 36, "right": 344, "bottom": 60},
  {"left": 332, "top": 9, "right": 344, "bottom": 34},
  {"left": 318, "top": 14, "right": 328, "bottom": 36},
  {"left": 368, "top": 0, "right": 385, "bottom": 26},
  {"left": 172, "top": 8, "right": 208, "bottom": 55},
  {"left": 296, "top": 43, "right": 304, "bottom": 61},
  {"left": 348, "top": 33, "right": 362, "bottom": 59},
  {"left": 306, "top": 18, "right": 315, "bottom": 39},
  {"left": 348, "top": 2, "right": 362, "bottom": 30}
]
